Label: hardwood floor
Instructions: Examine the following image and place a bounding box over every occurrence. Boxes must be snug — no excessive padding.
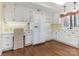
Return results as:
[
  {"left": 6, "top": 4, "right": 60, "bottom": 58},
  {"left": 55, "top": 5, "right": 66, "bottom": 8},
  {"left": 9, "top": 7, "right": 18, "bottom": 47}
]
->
[{"left": 2, "top": 40, "right": 79, "bottom": 56}]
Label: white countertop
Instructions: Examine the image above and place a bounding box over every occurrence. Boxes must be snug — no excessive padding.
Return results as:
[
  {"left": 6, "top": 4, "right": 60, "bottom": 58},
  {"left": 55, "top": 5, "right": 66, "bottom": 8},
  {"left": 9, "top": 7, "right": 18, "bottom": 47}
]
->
[
  {"left": 71, "top": 27, "right": 79, "bottom": 31},
  {"left": 2, "top": 32, "right": 13, "bottom": 35}
]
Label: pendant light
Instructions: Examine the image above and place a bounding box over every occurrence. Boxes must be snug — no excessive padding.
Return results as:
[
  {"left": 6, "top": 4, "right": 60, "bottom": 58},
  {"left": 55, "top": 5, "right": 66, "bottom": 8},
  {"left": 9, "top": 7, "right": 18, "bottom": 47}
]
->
[
  {"left": 73, "top": 2, "right": 77, "bottom": 27},
  {"left": 73, "top": 2, "right": 77, "bottom": 12},
  {"left": 63, "top": 6, "right": 66, "bottom": 14}
]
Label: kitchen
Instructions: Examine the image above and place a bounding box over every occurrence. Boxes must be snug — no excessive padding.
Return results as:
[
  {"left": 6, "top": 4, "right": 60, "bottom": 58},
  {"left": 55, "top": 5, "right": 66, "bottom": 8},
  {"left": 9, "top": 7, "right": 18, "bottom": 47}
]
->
[{"left": 0, "top": 2, "right": 79, "bottom": 56}]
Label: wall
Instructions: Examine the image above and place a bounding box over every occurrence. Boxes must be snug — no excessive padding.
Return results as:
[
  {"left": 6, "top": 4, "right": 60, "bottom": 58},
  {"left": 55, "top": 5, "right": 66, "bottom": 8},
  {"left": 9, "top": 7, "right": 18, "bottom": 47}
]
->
[{"left": 0, "top": 2, "right": 3, "bottom": 54}]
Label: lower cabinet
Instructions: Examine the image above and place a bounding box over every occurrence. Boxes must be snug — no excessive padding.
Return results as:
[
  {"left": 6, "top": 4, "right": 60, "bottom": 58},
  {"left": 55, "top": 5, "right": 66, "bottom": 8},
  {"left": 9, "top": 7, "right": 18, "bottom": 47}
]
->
[
  {"left": 2, "top": 33, "right": 13, "bottom": 51},
  {"left": 25, "top": 30, "right": 32, "bottom": 46},
  {"left": 54, "top": 29, "right": 79, "bottom": 48},
  {"left": 52, "top": 31, "right": 57, "bottom": 40}
]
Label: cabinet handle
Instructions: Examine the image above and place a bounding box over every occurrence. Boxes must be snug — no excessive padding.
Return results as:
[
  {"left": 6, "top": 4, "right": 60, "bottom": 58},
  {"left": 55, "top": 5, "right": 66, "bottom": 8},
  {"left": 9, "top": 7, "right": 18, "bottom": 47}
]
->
[
  {"left": 6, "top": 44, "right": 9, "bottom": 46},
  {"left": 6, "top": 37, "right": 9, "bottom": 39}
]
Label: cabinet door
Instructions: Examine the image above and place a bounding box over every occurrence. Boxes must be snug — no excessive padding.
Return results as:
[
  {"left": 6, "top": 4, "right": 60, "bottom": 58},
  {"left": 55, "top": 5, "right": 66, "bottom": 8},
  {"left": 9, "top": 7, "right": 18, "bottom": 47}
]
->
[
  {"left": 25, "top": 30, "right": 32, "bottom": 46},
  {"left": 46, "top": 29, "right": 53, "bottom": 40},
  {"left": 32, "top": 11, "right": 40, "bottom": 23},
  {"left": 15, "top": 5, "right": 27, "bottom": 22},
  {"left": 52, "top": 31, "right": 57, "bottom": 40},
  {"left": 70, "top": 37, "right": 78, "bottom": 47},
  {"left": 57, "top": 30, "right": 62, "bottom": 41},
  {"left": 3, "top": 3, "right": 14, "bottom": 21},
  {"left": 62, "top": 30, "right": 78, "bottom": 47}
]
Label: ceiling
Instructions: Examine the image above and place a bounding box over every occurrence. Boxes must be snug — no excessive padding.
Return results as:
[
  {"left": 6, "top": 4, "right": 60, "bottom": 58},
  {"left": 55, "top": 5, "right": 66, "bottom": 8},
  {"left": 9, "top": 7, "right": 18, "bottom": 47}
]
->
[{"left": 14, "top": 2, "right": 63, "bottom": 13}]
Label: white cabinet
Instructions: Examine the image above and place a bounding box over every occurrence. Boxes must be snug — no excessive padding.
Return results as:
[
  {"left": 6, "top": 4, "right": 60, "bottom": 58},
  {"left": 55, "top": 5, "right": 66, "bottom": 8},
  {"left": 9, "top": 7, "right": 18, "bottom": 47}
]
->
[
  {"left": 15, "top": 5, "right": 24, "bottom": 22},
  {"left": 25, "top": 30, "right": 32, "bottom": 46},
  {"left": 3, "top": 3, "right": 31, "bottom": 22},
  {"left": 47, "top": 29, "right": 53, "bottom": 40},
  {"left": 15, "top": 5, "right": 30, "bottom": 22},
  {"left": 3, "top": 3, "right": 14, "bottom": 21},
  {"left": 54, "top": 29, "right": 79, "bottom": 48},
  {"left": 57, "top": 30, "right": 62, "bottom": 41},
  {"left": 2, "top": 33, "right": 13, "bottom": 51},
  {"left": 67, "top": 30, "right": 79, "bottom": 47},
  {"left": 52, "top": 31, "right": 57, "bottom": 40}
]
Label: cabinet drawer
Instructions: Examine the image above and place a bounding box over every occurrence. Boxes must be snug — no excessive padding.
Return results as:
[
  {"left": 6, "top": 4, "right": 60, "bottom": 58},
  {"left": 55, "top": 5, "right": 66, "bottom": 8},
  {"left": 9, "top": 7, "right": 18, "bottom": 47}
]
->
[
  {"left": 2, "top": 42, "right": 13, "bottom": 50},
  {"left": 2, "top": 34, "right": 13, "bottom": 40}
]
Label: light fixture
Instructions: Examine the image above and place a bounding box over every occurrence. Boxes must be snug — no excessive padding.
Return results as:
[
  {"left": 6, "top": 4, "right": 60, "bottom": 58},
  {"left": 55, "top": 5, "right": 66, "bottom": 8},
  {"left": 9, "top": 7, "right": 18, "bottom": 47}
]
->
[
  {"left": 63, "top": 6, "right": 66, "bottom": 14},
  {"left": 52, "top": 0, "right": 66, "bottom": 5},
  {"left": 73, "top": 2, "right": 77, "bottom": 12}
]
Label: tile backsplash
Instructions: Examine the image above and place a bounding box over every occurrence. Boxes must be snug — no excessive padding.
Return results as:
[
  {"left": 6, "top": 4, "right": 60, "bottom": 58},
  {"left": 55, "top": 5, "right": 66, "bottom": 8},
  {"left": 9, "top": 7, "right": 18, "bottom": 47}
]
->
[{"left": 2, "top": 21, "right": 28, "bottom": 33}]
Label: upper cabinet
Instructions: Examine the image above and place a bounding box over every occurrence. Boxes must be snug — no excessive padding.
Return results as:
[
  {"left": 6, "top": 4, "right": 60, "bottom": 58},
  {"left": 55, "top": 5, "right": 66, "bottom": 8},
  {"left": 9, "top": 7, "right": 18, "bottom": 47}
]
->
[
  {"left": 3, "top": 3, "right": 53, "bottom": 23},
  {"left": 3, "top": 3, "right": 14, "bottom": 22},
  {"left": 14, "top": 5, "right": 25, "bottom": 22},
  {"left": 15, "top": 5, "right": 31, "bottom": 22},
  {"left": 3, "top": 3, "right": 31, "bottom": 22}
]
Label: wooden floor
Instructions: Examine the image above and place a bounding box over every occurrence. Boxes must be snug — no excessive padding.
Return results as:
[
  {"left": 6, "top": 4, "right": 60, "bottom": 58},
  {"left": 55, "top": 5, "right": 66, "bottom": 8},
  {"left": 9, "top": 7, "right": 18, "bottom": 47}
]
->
[{"left": 2, "top": 40, "right": 79, "bottom": 56}]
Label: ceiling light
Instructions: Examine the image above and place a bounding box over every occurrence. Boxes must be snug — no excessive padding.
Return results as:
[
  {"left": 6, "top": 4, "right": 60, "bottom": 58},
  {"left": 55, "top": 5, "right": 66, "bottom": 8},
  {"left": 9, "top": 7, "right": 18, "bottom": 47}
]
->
[
  {"left": 52, "top": 0, "right": 66, "bottom": 5},
  {"left": 54, "top": 2, "right": 66, "bottom": 5}
]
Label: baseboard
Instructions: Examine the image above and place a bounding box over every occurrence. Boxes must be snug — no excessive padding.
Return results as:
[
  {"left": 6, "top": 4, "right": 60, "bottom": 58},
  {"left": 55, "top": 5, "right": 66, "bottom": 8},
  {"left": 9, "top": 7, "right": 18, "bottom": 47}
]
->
[{"left": 25, "top": 43, "right": 32, "bottom": 46}]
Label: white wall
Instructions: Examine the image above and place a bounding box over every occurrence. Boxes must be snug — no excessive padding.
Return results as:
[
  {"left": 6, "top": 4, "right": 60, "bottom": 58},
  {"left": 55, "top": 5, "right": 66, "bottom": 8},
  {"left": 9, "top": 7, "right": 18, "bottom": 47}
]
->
[{"left": 0, "top": 2, "right": 3, "bottom": 55}]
